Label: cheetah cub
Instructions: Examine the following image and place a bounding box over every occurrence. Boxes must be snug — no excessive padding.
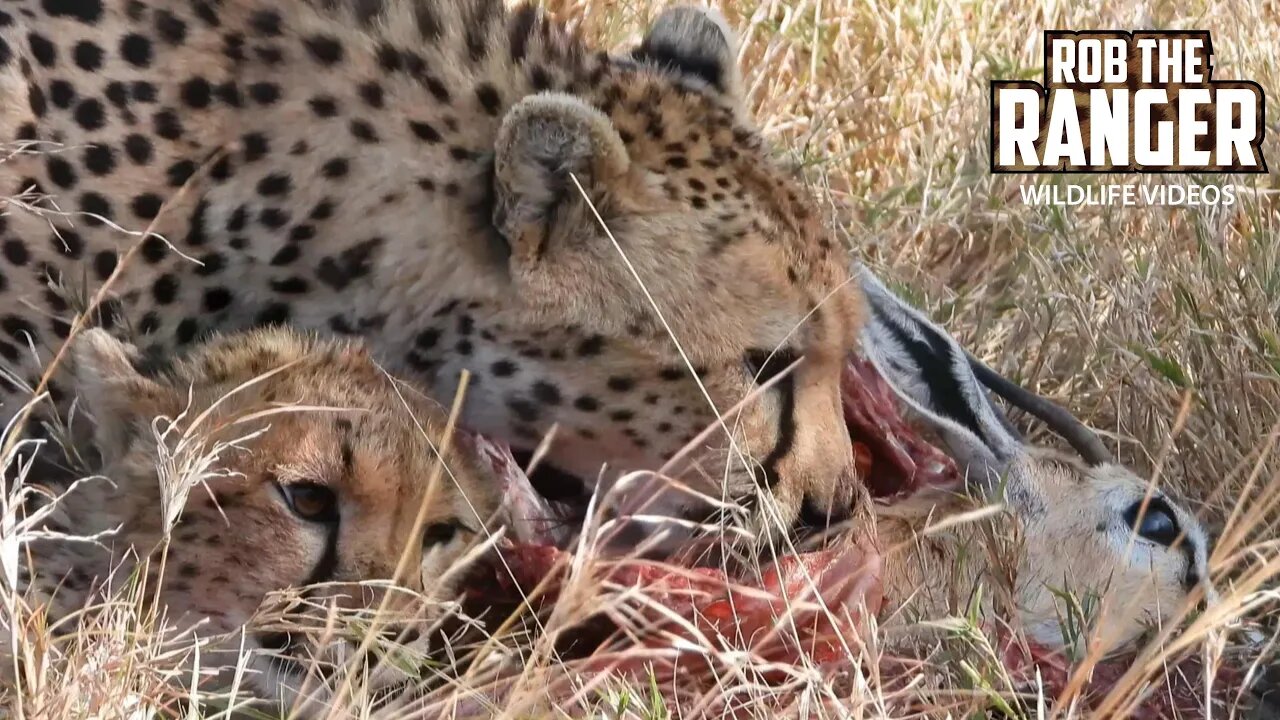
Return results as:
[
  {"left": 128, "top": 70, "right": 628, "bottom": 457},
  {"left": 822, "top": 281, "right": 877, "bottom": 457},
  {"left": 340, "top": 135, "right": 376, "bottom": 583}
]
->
[{"left": 6, "top": 327, "right": 501, "bottom": 710}]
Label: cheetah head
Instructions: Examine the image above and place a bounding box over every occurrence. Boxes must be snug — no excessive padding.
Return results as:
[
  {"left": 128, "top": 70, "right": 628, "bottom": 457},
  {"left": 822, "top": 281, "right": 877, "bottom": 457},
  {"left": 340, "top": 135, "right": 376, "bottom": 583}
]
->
[
  {"left": 69, "top": 328, "right": 501, "bottom": 710},
  {"left": 470, "top": 6, "right": 863, "bottom": 543}
]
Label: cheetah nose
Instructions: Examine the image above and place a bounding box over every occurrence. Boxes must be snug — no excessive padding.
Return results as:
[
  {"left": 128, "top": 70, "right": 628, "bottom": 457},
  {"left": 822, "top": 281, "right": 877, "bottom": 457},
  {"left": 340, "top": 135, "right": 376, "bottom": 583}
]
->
[
  {"left": 1122, "top": 496, "right": 1182, "bottom": 547},
  {"left": 797, "top": 494, "right": 853, "bottom": 529}
]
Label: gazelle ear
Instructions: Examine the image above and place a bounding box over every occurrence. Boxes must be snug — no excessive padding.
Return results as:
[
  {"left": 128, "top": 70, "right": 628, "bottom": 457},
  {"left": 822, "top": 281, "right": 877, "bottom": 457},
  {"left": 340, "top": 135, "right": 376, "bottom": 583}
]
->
[
  {"left": 632, "top": 6, "right": 742, "bottom": 99},
  {"left": 72, "top": 329, "right": 175, "bottom": 464},
  {"left": 855, "top": 267, "right": 1023, "bottom": 486}
]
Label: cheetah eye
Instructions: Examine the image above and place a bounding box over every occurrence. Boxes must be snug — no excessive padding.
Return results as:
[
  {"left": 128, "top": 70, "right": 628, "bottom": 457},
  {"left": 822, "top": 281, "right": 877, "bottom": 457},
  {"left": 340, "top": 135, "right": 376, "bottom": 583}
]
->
[
  {"left": 744, "top": 348, "right": 801, "bottom": 385},
  {"left": 278, "top": 482, "right": 339, "bottom": 523},
  {"left": 422, "top": 521, "right": 463, "bottom": 548}
]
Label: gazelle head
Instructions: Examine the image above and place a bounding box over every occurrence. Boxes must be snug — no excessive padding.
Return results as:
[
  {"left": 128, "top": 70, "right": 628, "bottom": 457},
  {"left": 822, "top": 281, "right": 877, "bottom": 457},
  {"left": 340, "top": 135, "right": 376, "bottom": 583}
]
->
[{"left": 856, "top": 267, "right": 1212, "bottom": 650}]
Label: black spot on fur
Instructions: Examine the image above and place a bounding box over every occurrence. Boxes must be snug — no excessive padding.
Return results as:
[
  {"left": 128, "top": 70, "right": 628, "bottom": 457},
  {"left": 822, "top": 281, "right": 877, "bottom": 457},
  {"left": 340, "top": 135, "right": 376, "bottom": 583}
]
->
[
  {"left": 124, "top": 134, "right": 153, "bottom": 165},
  {"left": 42, "top": 0, "right": 104, "bottom": 24},
  {"left": 475, "top": 84, "right": 501, "bottom": 116},
  {"left": 376, "top": 44, "right": 402, "bottom": 72},
  {"left": 409, "top": 120, "right": 442, "bottom": 144},
  {"left": 242, "top": 132, "right": 269, "bottom": 161},
  {"left": 151, "top": 273, "right": 178, "bottom": 304},
  {"left": 309, "top": 95, "right": 339, "bottom": 118},
  {"left": 192, "top": 1, "right": 218, "bottom": 27},
  {"left": 259, "top": 208, "right": 289, "bottom": 229},
  {"left": 414, "top": 329, "right": 439, "bottom": 349},
  {"left": 303, "top": 35, "right": 344, "bottom": 65},
  {"left": 154, "top": 9, "right": 187, "bottom": 44},
  {"left": 132, "top": 81, "right": 157, "bottom": 103},
  {"left": 104, "top": 81, "right": 130, "bottom": 107},
  {"left": 175, "top": 317, "right": 199, "bottom": 344},
  {"left": 203, "top": 287, "right": 232, "bottom": 312},
  {"left": 28, "top": 33, "right": 56, "bottom": 67},
  {"left": 46, "top": 156, "right": 77, "bottom": 189},
  {"left": 120, "top": 34, "right": 153, "bottom": 67},
  {"left": 256, "top": 303, "right": 291, "bottom": 326},
  {"left": 249, "top": 10, "right": 283, "bottom": 37},
  {"left": 508, "top": 398, "right": 539, "bottom": 423},
  {"left": 271, "top": 277, "right": 309, "bottom": 294},
  {"left": 180, "top": 77, "right": 212, "bottom": 108},
  {"left": 322, "top": 158, "right": 349, "bottom": 178},
  {"left": 131, "top": 193, "right": 162, "bottom": 220},
  {"left": 153, "top": 109, "right": 183, "bottom": 139},
  {"left": 1, "top": 315, "right": 36, "bottom": 343},
  {"left": 27, "top": 86, "right": 47, "bottom": 118},
  {"left": 508, "top": 4, "right": 538, "bottom": 61},
  {"left": 532, "top": 381, "right": 561, "bottom": 405},
  {"left": 248, "top": 82, "right": 281, "bottom": 105},
  {"left": 358, "top": 82, "right": 384, "bottom": 108},
  {"left": 226, "top": 205, "right": 247, "bottom": 232},
  {"left": 73, "top": 98, "right": 105, "bottom": 130},
  {"left": 349, "top": 120, "right": 377, "bottom": 143},
  {"left": 414, "top": 3, "right": 442, "bottom": 40},
  {"left": 255, "top": 45, "right": 284, "bottom": 65},
  {"left": 194, "top": 252, "right": 224, "bottom": 276},
  {"left": 3, "top": 240, "right": 30, "bottom": 266},
  {"left": 50, "top": 230, "right": 83, "bottom": 259},
  {"left": 92, "top": 250, "right": 117, "bottom": 280},
  {"left": 309, "top": 200, "right": 334, "bottom": 220},
  {"left": 166, "top": 160, "right": 196, "bottom": 187},
  {"left": 212, "top": 155, "right": 235, "bottom": 183},
  {"left": 140, "top": 235, "right": 167, "bottom": 263},
  {"left": 316, "top": 237, "right": 382, "bottom": 290},
  {"left": 257, "top": 173, "right": 291, "bottom": 197},
  {"left": 270, "top": 244, "right": 300, "bottom": 266},
  {"left": 49, "top": 80, "right": 75, "bottom": 109},
  {"left": 83, "top": 144, "right": 115, "bottom": 175}
]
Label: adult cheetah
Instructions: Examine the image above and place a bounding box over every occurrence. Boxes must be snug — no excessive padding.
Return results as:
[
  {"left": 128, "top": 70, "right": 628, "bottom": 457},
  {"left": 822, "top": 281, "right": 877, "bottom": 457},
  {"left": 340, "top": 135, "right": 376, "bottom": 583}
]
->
[
  {"left": 0, "top": 0, "right": 863, "bottom": 537},
  {"left": 7, "top": 326, "right": 502, "bottom": 712}
]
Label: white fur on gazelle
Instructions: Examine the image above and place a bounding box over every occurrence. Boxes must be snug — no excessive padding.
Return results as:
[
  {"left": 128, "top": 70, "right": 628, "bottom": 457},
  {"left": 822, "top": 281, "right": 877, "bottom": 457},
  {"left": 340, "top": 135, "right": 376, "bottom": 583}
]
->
[{"left": 856, "top": 266, "right": 1213, "bottom": 651}]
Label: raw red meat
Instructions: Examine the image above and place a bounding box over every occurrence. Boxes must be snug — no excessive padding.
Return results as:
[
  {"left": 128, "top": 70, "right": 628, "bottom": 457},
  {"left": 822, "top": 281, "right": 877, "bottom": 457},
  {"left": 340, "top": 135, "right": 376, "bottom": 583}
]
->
[{"left": 458, "top": 357, "right": 1244, "bottom": 718}]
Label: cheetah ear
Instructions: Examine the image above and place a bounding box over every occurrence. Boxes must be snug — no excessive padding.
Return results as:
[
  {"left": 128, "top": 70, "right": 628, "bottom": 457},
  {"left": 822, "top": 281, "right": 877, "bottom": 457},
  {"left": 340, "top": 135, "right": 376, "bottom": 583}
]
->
[
  {"left": 492, "top": 92, "right": 631, "bottom": 264},
  {"left": 72, "top": 329, "right": 174, "bottom": 464},
  {"left": 633, "top": 6, "right": 742, "bottom": 99}
]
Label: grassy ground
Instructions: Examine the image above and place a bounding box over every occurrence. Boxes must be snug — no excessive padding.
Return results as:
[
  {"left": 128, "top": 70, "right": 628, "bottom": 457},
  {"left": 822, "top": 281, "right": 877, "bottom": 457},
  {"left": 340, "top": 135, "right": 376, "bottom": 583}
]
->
[{"left": 3, "top": 0, "right": 1280, "bottom": 717}]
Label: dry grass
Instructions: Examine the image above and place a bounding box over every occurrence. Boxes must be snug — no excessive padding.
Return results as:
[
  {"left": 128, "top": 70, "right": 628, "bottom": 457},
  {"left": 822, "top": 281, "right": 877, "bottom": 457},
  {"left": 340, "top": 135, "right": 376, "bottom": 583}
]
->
[{"left": 2, "top": 0, "right": 1279, "bottom": 717}]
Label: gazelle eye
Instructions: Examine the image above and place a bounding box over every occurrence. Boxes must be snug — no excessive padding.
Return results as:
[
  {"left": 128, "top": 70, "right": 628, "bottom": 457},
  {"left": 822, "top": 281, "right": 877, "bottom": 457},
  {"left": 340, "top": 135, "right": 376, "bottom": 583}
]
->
[
  {"left": 278, "top": 482, "right": 339, "bottom": 523},
  {"left": 422, "top": 521, "right": 462, "bottom": 548},
  {"left": 1123, "top": 497, "right": 1182, "bottom": 547},
  {"left": 744, "top": 348, "right": 801, "bottom": 385}
]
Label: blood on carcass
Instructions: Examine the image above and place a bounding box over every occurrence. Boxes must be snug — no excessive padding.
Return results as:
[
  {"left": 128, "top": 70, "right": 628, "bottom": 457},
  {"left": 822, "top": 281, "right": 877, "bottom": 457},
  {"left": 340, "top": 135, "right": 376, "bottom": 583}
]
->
[{"left": 459, "top": 357, "right": 1240, "bottom": 718}]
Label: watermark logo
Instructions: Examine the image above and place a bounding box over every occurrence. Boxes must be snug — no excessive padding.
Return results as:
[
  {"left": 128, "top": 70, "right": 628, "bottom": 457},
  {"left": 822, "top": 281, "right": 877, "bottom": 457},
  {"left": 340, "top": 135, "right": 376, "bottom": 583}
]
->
[{"left": 991, "top": 31, "right": 1267, "bottom": 174}]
